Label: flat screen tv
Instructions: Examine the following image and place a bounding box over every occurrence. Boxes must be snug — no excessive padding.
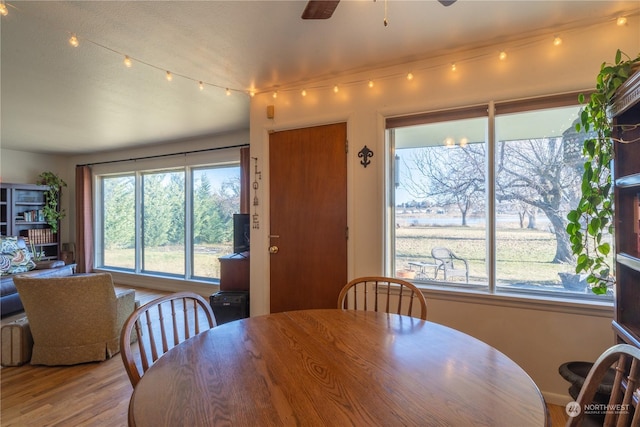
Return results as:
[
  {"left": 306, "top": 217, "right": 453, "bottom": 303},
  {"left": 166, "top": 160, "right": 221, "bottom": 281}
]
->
[{"left": 233, "top": 213, "right": 250, "bottom": 254}]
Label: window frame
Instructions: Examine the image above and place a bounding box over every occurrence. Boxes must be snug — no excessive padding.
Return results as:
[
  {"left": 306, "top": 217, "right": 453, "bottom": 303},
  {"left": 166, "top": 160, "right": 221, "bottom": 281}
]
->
[
  {"left": 386, "top": 92, "right": 613, "bottom": 304},
  {"left": 93, "top": 149, "right": 242, "bottom": 284}
]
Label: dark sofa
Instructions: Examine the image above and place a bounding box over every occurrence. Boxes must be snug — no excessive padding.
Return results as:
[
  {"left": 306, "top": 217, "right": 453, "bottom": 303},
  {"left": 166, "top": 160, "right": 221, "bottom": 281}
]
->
[
  {"left": 1, "top": 235, "right": 78, "bottom": 317},
  {"left": 0, "top": 261, "right": 76, "bottom": 317},
  {"left": 1, "top": 262, "right": 76, "bottom": 317}
]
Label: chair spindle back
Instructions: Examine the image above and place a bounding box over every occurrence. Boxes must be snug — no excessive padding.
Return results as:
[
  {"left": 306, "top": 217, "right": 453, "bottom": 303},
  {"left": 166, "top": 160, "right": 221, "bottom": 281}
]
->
[
  {"left": 337, "top": 276, "right": 427, "bottom": 320},
  {"left": 120, "top": 292, "right": 216, "bottom": 387}
]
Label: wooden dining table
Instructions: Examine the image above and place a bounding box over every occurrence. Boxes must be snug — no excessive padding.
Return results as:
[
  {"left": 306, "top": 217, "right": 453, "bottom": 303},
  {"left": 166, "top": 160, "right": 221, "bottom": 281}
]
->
[{"left": 128, "top": 309, "right": 549, "bottom": 426}]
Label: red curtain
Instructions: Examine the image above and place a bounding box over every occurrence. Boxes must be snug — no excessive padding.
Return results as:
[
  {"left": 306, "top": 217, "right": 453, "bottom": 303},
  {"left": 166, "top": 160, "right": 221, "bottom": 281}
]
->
[{"left": 75, "top": 165, "right": 94, "bottom": 273}]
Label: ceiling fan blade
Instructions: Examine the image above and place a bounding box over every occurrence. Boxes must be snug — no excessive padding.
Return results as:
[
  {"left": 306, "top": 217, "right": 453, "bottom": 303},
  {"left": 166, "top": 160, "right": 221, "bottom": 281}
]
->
[
  {"left": 301, "top": 0, "right": 340, "bottom": 19},
  {"left": 437, "top": 0, "right": 457, "bottom": 6}
]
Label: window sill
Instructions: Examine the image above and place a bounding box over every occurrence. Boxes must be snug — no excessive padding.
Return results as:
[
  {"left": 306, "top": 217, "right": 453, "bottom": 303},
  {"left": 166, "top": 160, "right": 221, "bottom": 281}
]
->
[
  {"left": 95, "top": 268, "right": 220, "bottom": 297},
  {"left": 417, "top": 283, "right": 613, "bottom": 318}
]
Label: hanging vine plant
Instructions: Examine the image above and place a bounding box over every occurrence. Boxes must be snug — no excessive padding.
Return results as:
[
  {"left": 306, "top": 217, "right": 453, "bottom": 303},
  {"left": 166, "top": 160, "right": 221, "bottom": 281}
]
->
[
  {"left": 37, "top": 171, "right": 67, "bottom": 234},
  {"left": 567, "top": 50, "right": 640, "bottom": 295}
]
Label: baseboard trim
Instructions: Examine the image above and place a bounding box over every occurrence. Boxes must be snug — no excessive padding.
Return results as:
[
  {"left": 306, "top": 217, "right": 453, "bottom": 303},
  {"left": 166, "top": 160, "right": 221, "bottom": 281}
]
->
[{"left": 543, "top": 391, "right": 571, "bottom": 406}]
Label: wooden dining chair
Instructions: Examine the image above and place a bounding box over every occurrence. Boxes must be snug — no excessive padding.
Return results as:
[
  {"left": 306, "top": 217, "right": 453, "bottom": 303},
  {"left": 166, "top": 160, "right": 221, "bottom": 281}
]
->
[
  {"left": 566, "top": 343, "right": 640, "bottom": 427},
  {"left": 337, "top": 276, "right": 427, "bottom": 320},
  {"left": 120, "top": 292, "right": 216, "bottom": 387}
]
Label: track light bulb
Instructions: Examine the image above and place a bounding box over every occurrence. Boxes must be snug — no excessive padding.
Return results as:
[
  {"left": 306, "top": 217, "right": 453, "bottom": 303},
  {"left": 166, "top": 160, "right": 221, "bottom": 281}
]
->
[
  {"left": 407, "top": 72, "right": 414, "bottom": 81},
  {"left": 123, "top": 56, "right": 132, "bottom": 68},
  {"left": 617, "top": 16, "right": 627, "bottom": 26},
  {"left": 226, "top": 88, "right": 231, "bottom": 96},
  {"left": 273, "top": 91, "right": 278, "bottom": 99},
  {"left": 166, "top": 71, "right": 173, "bottom": 82},
  {"left": 0, "top": 3, "right": 8, "bottom": 16},
  {"left": 333, "top": 85, "right": 339, "bottom": 93},
  {"left": 368, "top": 80, "right": 374, "bottom": 88},
  {"left": 499, "top": 51, "right": 507, "bottom": 61},
  {"left": 69, "top": 34, "right": 79, "bottom": 48},
  {"left": 301, "top": 89, "right": 307, "bottom": 97},
  {"left": 199, "top": 81, "right": 204, "bottom": 91},
  {"left": 553, "top": 36, "right": 562, "bottom": 46},
  {"left": 451, "top": 63, "right": 457, "bottom": 72}
]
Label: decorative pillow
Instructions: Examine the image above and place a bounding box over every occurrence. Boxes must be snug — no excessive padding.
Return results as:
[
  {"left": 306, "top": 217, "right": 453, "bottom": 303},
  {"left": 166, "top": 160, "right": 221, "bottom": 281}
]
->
[
  {"left": 0, "top": 237, "right": 36, "bottom": 275},
  {"left": 0, "top": 255, "right": 11, "bottom": 272}
]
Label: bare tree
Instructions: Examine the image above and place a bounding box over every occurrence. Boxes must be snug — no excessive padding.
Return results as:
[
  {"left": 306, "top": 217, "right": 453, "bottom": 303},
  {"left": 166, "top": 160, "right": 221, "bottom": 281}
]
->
[
  {"left": 513, "top": 202, "right": 537, "bottom": 229},
  {"left": 401, "top": 143, "right": 484, "bottom": 226},
  {"left": 400, "top": 130, "right": 582, "bottom": 264},
  {"left": 495, "top": 135, "right": 582, "bottom": 263}
]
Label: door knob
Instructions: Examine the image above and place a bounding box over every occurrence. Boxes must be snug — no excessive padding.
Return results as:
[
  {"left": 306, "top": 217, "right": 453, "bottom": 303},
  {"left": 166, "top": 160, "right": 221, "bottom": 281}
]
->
[{"left": 269, "top": 245, "right": 279, "bottom": 254}]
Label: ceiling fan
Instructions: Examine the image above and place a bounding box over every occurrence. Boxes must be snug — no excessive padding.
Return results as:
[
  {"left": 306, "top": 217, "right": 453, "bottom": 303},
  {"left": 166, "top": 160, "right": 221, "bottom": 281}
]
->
[{"left": 302, "top": 0, "right": 456, "bottom": 20}]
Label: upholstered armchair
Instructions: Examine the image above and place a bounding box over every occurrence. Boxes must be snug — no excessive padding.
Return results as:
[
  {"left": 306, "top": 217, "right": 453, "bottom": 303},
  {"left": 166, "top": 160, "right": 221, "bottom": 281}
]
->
[{"left": 13, "top": 273, "right": 135, "bottom": 366}]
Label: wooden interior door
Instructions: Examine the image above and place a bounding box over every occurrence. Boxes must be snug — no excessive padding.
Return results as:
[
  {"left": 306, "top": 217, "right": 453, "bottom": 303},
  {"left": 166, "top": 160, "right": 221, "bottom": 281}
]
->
[{"left": 269, "top": 123, "right": 348, "bottom": 312}]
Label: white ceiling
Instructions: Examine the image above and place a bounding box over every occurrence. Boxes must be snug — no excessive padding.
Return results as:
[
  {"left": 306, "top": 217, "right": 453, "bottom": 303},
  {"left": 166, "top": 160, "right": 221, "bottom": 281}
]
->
[{"left": 1, "top": 0, "right": 638, "bottom": 155}]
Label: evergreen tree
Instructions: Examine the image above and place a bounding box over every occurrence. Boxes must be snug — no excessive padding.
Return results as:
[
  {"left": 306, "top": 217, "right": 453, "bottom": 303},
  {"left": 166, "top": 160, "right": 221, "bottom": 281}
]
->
[
  {"left": 103, "top": 176, "right": 135, "bottom": 249},
  {"left": 143, "top": 173, "right": 172, "bottom": 247}
]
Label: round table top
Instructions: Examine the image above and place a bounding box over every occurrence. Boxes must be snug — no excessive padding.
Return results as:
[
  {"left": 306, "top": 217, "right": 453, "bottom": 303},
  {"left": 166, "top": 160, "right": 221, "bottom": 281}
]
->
[{"left": 129, "top": 309, "right": 548, "bottom": 426}]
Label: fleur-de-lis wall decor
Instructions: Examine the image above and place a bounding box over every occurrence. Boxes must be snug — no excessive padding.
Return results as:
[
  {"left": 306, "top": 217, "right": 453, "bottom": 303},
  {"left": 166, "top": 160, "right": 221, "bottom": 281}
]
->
[{"left": 358, "top": 145, "right": 374, "bottom": 168}]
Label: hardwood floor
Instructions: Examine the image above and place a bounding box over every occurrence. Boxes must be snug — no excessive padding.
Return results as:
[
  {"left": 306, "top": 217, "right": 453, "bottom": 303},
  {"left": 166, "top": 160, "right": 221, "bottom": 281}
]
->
[
  {"left": 549, "top": 403, "right": 569, "bottom": 426},
  {"left": 0, "top": 286, "right": 168, "bottom": 427},
  {"left": 1, "top": 286, "right": 569, "bottom": 426}
]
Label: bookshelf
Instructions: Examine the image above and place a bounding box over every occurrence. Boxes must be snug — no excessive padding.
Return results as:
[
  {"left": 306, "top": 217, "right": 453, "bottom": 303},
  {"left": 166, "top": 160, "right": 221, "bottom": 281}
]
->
[
  {"left": 0, "top": 183, "right": 60, "bottom": 261},
  {"left": 610, "top": 69, "right": 640, "bottom": 348}
]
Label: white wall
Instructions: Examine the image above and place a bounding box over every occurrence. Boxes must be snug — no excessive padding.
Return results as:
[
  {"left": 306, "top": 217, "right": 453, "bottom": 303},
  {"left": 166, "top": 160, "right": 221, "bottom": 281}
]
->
[
  {"left": 0, "top": 149, "right": 67, "bottom": 184},
  {"left": 248, "top": 18, "right": 639, "bottom": 403}
]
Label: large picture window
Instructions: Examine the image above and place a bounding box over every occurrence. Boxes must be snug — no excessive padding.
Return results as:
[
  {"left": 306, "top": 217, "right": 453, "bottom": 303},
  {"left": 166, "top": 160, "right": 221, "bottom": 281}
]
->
[
  {"left": 192, "top": 167, "right": 240, "bottom": 278},
  {"left": 393, "top": 115, "right": 488, "bottom": 289},
  {"left": 142, "top": 170, "right": 186, "bottom": 276},
  {"left": 103, "top": 175, "right": 135, "bottom": 269},
  {"left": 494, "top": 105, "right": 586, "bottom": 294},
  {"left": 389, "top": 95, "right": 612, "bottom": 300},
  {"left": 97, "top": 160, "right": 241, "bottom": 282}
]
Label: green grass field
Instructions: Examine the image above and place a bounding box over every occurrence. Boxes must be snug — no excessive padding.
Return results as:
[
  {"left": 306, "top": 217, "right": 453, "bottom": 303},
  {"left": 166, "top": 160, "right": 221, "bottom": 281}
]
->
[
  {"left": 103, "top": 243, "right": 232, "bottom": 278},
  {"left": 396, "top": 224, "right": 579, "bottom": 287},
  {"left": 103, "top": 223, "right": 607, "bottom": 294}
]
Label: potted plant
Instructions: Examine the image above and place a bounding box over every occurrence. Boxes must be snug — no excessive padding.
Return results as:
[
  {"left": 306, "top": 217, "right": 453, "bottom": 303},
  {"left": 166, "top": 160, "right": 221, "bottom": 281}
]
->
[
  {"left": 566, "top": 50, "right": 640, "bottom": 294},
  {"left": 28, "top": 239, "right": 44, "bottom": 262},
  {"left": 36, "top": 171, "right": 67, "bottom": 234}
]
